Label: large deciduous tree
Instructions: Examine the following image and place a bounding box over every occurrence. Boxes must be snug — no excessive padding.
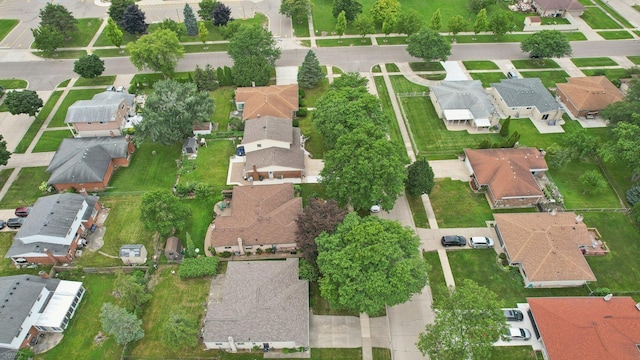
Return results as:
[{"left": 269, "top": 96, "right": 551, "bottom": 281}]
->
[
  {"left": 212, "top": 2, "right": 232, "bottom": 26},
  {"left": 353, "top": 15, "right": 374, "bottom": 40},
  {"left": 108, "top": 0, "right": 135, "bottom": 23},
  {"left": 521, "top": 30, "right": 571, "bottom": 61},
  {"left": 31, "top": 26, "right": 64, "bottom": 56},
  {"left": 158, "top": 18, "right": 186, "bottom": 38},
  {"left": 316, "top": 213, "right": 427, "bottom": 315},
  {"left": 99, "top": 303, "right": 144, "bottom": 346},
  {"left": 489, "top": 10, "right": 514, "bottom": 38},
  {"left": 105, "top": 18, "right": 124, "bottom": 50},
  {"left": 448, "top": 15, "right": 468, "bottom": 39},
  {"left": 120, "top": 4, "right": 148, "bottom": 35},
  {"left": 417, "top": 279, "right": 508, "bottom": 360},
  {"left": 4, "top": 90, "right": 43, "bottom": 117},
  {"left": 335, "top": 11, "right": 347, "bottom": 40},
  {"left": 598, "top": 122, "right": 640, "bottom": 181},
  {"left": 228, "top": 25, "right": 281, "bottom": 87},
  {"left": 39, "top": 3, "right": 78, "bottom": 39},
  {"left": 473, "top": 8, "right": 489, "bottom": 35},
  {"left": 395, "top": 9, "right": 422, "bottom": 36},
  {"left": 140, "top": 191, "right": 192, "bottom": 236},
  {"left": 601, "top": 78, "right": 640, "bottom": 125},
  {"left": 280, "top": 0, "right": 312, "bottom": 23},
  {"left": 198, "top": 0, "right": 217, "bottom": 20},
  {"left": 320, "top": 123, "right": 407, "bottom": 211},
  {"left": 183, "top": 3, "right": 199, "bottom": 36},
  {"left": 405, "top": 157, "right": 435, "bottom": 197},
  {"left": 0, "top": 135, "right": 12, "bottom": 166},
  {"left": 135, "top": 80, "right": 214, "bottom": 145},
  {"left": 162, "top": 312, "right": 199, "bottom": 349},
  {"left": 407, "top": 28, "right": 451, "bottom": 62},
  {"left": 370, "top": 0, "right": 400, "bottom": 27},
  {"left": 298, "top": 50, "right": 325, "bottom": 89},
  {"left": 332, "top": 0, "right": 363, "bottom": 22},
  {"left": 73, "top": 54, "right": 105, "bottom": 79},
  {"left": 193, "top": 64, "right": 219, "bottom": 91},
  {"left": 127, "top": 29, "right": 185, "bottom": 78},
  {"left": 295, "top": 198, "right": 347, "bottom": 269},
  {"left": 113, "top": 271, "right": 152, "bottom": 314}
]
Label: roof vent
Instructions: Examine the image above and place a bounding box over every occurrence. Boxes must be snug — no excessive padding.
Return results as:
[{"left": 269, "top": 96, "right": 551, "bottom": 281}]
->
[
  {"left": 635, "top": 303, "right": 640, "bottom": 311},
  {"left": 603, "top": 294, "right": 613, "bottom": 301},
  {"left": 636, "top": 344, "right": 640, "bottom": 352}
]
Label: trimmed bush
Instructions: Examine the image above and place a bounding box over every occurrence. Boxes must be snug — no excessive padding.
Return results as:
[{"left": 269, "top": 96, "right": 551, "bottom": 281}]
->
[
  {"left": 626, "top": 184, "right": 640, "bottom": 206},
  {"left": 178, "top": 257, "right": 220, "bottom": 279},
  {"left": 220, "top": 251, "right": 232, "bottom": 258}
]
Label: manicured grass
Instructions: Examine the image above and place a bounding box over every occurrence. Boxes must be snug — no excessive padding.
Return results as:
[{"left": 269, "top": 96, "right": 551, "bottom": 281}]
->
[
  {"left": 13, "top": 90, "right": 63, "bottom": 153},
  {"left": 407, "top": 194, "right": 429, "bottom": 228},
  {"left": 301, "top": 77, "right": 329, "bottom": 108},
  {"left": 311, "top": 348, "right": 363, "bottom": 359},
  {"left": 300, "top": 113, "right": 326, "bottom": 158},
  {"left": 409, "top": 62, "right": 445, "bottom": 72},
  {"left": 597, "top": 30, "right": 633, "bottom": 39},
  {"left": 549, "top": 160, "right": 621, "bottom": 209},
  {"left": 92, "top": 48, "right": 129, "bottom": 58},
  {"left": 375, "top": 36, "right": 408, "bottom": 45},
  {"left": 130, "top": 72, "right": 193, "bottom": 91},
  {"left": 462, "top": 61, "right": 499, "bottom": 70},
  {"left": 107, "top": 142, "right": 181, "bottom": 193},
  {"left": 372, "top": 65, "right": 381, "bottom": 73},
  {"left": 317, "top": 37, "right": 372, "bottom": 46},
  {"left": 452, "top": 33, "right": 531, "bottom": 43},
  {"left": 310, "top": 281, "right": 358, "bottom": 316},
  {"left": 389, "top": 75, "right": 428, "bottom": 93},
  {"left": 373, "top": 77, "right": 408, "bottom": 160},
  {"left": 129, "top": 267, "right": 212, "bottom": 358},
  {"left": 469, "top": 72, "right": 507, "bottom": 87},
  {"left": 372, "top": 348, "right": 392, "bottom": 360},
  {"left": 183, "top": 43, "right": 229, "bottom": 53},
  {"left": 419, "top": 73, "right": 447, "bottom": 81},
  {"left": 0, "top": 168, "right": 13, "bottom": 192},
  {"left": 600, "top": 160, "right": 634, "bottom": 207},
  {"left": 628, "top": 56, "right": 640, "bottom": 65},
  {"left": 93, "top": 27, "right": 137, "bottom": 47},
  {"left": 34, "top": 50, "right": 87, "bottom": 59},
  {"left": 209, "top": 87, "right": 235, "bottom": 131},
  {"left": 581, "top": 68, "right": 629, "bottom": 83},
  {"left": 511, "top": 59, "right": 560, "bottom": 69},
  {"left": 0, "top": 167, "right": 49, "bottom": 208},
  {"left": 57, "top": 79, "right": 71, "bottom": 88},
  {"left": 490, "top": 347, "right": 540, "bottom": 360},
  {"left": 0, "top": 19, "right": 19, "bottom": 42},
  {"left": 445, "top": 250, "right": 588, "bottom": 307},
  {"left": 571, "top": 57, "right": 617, "bottom": 67},
  {"left": 429, "top": 179, "right": 493, "bottom": 228},
  {"left": 332, "top": 66, "right": 343, "bottom": 74},
  {"left": 180, "top": 140, "right": 235, "bottom": 188},
  {"left": 0, "top": 78, "right": 27, "bottom": 89},
  {"left": 593, "top": 0, "right": 634, "bottom": 27},
  {"left": 541, "top": 17, "right": 571, "bottom": 25},
  {"left": 519, "top": 70, "right": 570, "bottom": 88},
  {"left": 583, "top": 212, "right": 640, "bottom": 293},
  {"left": 300, "top": 183, "right": 329, "bottom": 206},
  {"left": 175, "top": 198, "right": 216, "bottom": 252},
  {"left": 36, "top": 274, "right": 121, "bottom": 360},
  {"left": 32, "top": 130, "right": 71, "bottom": 152},
  {"left": 49, "top": 89, "right": 105, "bottom": 128},
  {"left": 73, "top": 75, "right": 116, "bottom": 87},
  {"left": 581, "top": 7, "right": 622, "bottom": 29},
  {"left": 635, "top": 4, "right": 640, "bottom": 11},
  {"left": 422, "top": 251, "right": 447, "bottom": 302},
  {"left": 385, "top": 63, "right": 399, "bottom": 72},
  {"left": 292, "top": 15, "right": 310, "bottom": 37},
  {"left": 0, "top": 233, "right": 51, "bottom": 277},
  {"left": 65, "top": 18, "right": 103, "bottom": 47}
]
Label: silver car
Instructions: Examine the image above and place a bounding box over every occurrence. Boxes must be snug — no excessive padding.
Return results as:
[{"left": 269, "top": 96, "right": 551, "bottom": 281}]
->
[
  {"left": 507, "top": 327, "right": 531, "bottom": 341},
  {"left": 469, "top": 236, "right": 494, "bottom": 248}
]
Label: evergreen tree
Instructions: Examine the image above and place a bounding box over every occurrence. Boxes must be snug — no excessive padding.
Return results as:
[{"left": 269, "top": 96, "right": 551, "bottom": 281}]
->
[
  {"left": 429, "top": 9, "right": 442, "bottom": 32},
  {"left": 183, "top": 4, "right": 199, "bottom": 36},
  {"left": 198, "top": 21, "right": 209, "bottom": 46},
  {"left": 109, "top": 0, "right": 135, "bottom": 23},
  {"left": 500, "top": 117, "right": 511, "bottom": 137},
  {"left": 119, "top": 4, "right": 148, "bottom": 35},
  {"left": 298, "top": 50, "right": 325, "bottom": 89},
  {"left": 212, "top": 2, "right": 232, "bottom": 26}
]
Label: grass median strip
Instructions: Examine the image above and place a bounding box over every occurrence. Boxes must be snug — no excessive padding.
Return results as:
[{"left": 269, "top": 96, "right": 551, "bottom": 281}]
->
[
  {"left": 571, "top": 57, "right": 617, "bottom": 67},
  {"left": 13, "top": 90, "right": 63, "bottom": 154}
]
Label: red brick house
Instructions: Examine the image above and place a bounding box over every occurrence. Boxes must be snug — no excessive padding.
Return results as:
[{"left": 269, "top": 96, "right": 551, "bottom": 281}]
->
[{"left": 64, "top": 91, "right": 135, "bottom": 137}]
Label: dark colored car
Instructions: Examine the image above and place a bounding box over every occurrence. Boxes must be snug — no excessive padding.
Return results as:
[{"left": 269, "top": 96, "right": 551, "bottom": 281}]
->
[
  {"left": 503, "top": 309, "right": 524, "bottom": 322},
  {"left": 0, "top": 220, "right": 5, "bottom": 230},
  {"left": 7, "top": 217, "right": 25, "bottom": 229},
  {"left": 15, "top": 206, "right": 32, "bottom": 217},
  {"left": 441, "top": 235, "right": 467, "bottom": 247}
]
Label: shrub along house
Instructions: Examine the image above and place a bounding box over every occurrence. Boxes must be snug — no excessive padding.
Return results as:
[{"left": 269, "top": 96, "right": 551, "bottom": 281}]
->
[{"left": 64, "top": 91, "right": 135, "bottom": 137}]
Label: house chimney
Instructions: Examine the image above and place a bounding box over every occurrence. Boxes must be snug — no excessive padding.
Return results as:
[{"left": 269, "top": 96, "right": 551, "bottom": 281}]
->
[
  {"left": 44, "top": 248, "right": 57, "bottom": 264},
  {"left": 237, "top": 238, "right": 245, "bottom": 255},
  {"left": 38, "top": 270, "right": 49, "bottom": 279},
  {"left": 252, "top": 165, "right": 258, "bottom": 180}
]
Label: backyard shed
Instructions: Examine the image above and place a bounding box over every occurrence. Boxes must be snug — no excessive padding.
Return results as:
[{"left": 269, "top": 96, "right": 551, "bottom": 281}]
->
[
  {"left": 119, "top": 244, "right": 148, "bottom": 265},
  {"left": 165, "top": 236, "right": 183, "bottom": 262}
]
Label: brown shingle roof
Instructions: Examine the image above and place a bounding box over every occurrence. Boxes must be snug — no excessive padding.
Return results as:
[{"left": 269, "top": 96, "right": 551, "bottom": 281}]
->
[
  {"left": 235, "top": 85, "right": 299, "bottom": 120},
  {"left": 210, "top": 184, "right": 302, "bottom": 247},
  {"left": 494, "top": 212, "right": 596, "bottom": 283},
  {"left": 528, "top": 297, "right": 640, "bottom": 360},
  {"left": 534, "top": 0, "right": 585, "bottom": 11},
  {"left": 244, "top": 128, "right": 305, "bottom": 172},
  {"left": 557, "top": 76, "right": 624, "bottom": 113},
  {"left": 465, "top": 148, "right": 547, "bottom": 200}
]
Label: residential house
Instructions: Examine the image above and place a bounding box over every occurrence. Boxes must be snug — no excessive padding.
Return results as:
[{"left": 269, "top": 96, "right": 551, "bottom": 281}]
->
[
  {"left": 489, "top": 78, "right": 564, "bottom": 124},
  {"left": 494, "top": 212, "right": 598, "bottom": 288},
  {"left": 556, "top": 76, "right": 624, "bottom": 118},
  {"left": 464, "top": 148, "right": 548, "bottom": 208},
  {"left": 119, "top": 244, "right": 147, "bottom": 265},
  {"left": 4, "top": 193, "right": 101, "bottom": 265},
  {"left": 429, "top": 80, "right": 498, "bottom": 129},
  {"left": 532, "top": 0, "right": 585, "bottom": 17},
  {"left": 46, "top": 136, "right": 135, "bottom": 192},
  {"left": 0, "top": 274, "right": 85, "bottom": 352},
  {"left": 528, "top": 296, "right": 640, "bottom": 359},
  {"left": 165, "top": 236, "right": 183, "bottom": 262},
  {"left": 65, "top": 91, "right": 135, "bottom": 137},
  {"left": 234, "top": 85, "right": 299, "bottom": 120},
  {"left": 208, "top": 183, "right": 302, "bottom": 254},
  {"left": 237, "top": 116, "right": 305, "bottom": 180},
  {"left": 203, "top": 258, "right": 309, "bottom": 352}
]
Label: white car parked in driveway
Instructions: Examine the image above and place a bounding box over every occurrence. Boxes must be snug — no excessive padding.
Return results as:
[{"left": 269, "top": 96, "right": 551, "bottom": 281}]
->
[
  {"left": 507, "top": 327, "right": 531, "bottom": 341},
  {"left": 469, "top": 236, "right": 494, "bottom": 248}
]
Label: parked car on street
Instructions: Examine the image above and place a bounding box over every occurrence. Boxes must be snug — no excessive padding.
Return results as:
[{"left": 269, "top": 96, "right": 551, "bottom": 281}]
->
[
  {"left": 441, "top": 235, "right": 467, "bottom": 247},
  {"left": 370, "top": 204, "right": 381, "bottom": 213},
  {"left": 503, "top": 309, "right": 524, "bottom": 322},
  {"left": 507, "top": 327, "right": 531, "bottom": 341},
  {"left": 469, "top": 236, "right": 495, "bottom": 248},
  {"left": 0, "top": 220, "right": 5, "bottom": 230},
  {"left": 7, "top": 217, "right": 25, "bottom": 229},
  {"left": 15, "top": 206, "right": 32, "bottom": 217}
]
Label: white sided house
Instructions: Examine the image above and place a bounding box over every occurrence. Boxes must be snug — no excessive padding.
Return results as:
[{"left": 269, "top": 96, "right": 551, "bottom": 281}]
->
[
  {"left": 429, "top": 80, "right": 498, "bottom": 130},
  {"left": 489, "top": 78, "right": 564, "bottom": 124}
]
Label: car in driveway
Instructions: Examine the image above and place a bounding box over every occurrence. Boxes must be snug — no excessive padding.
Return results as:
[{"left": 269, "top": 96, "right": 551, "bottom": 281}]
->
[
  {"left": 7, "top": 217, "right": 25, "bottom": 229},
  {"left": 441, "top": 235, "right": 467, "bottom": 247},
  {"left": 503, "top": 309, "right": 524, "bottom": 322},
  {"left": 0, "top": 220, "right": 5, "bottom": 230},
  {"left": 469, "top": 236, "right": 494, "bottom": 248},
  {"left": 106, "top": 85, "right": 116, "bottom": 92},
  {"left": 15, "top": 206, "right": 31, "bottom": 217},
  {"left": 507, "top": 327, "right": 531, "bottom": 341}
]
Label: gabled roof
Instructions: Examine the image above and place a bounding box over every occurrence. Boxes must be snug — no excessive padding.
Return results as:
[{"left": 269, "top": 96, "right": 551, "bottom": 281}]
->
[
  {"left": 46, "top": 137, "right": 130, "bottom": 185},
  {"left": 242, "top": 116, "right": 294, "bottom": 144},
  {"left": 465, "top": 148, "right": 547, "bottom": 200},
  {"left": 534, "top": 0, "right": 585, "bottom": 11},
  {"left": 65, "top": 91, "right": 134, "bottom": 124},
  {"left": 491, "top": 78, "right": 561, "bottom": 113},
  {"left": 119, "top": 244, "right": 145, "bottom": 258},
  {"left": 204, "top": 258, "right": 309, "bottom": 346},
  {"left": 245, "top": 128, "right": 305, "bottom": 172},
  {"left": 430, "top": 80, "right": 496, "bottom": 120},
  {"left": 235, "top": 85, "right": 299, "bottom": 120},
  {"left": 557, "top": 76, "right": 624, "bottom": 112},
  {"left": 210, "top": 184, "right": 302, "bottom": 247},
  {"left": 494, "top": 212, "right": 597, "bottom": 283},
  {"left": 528, "top": 297, "right": 640, "bottom": 360}
]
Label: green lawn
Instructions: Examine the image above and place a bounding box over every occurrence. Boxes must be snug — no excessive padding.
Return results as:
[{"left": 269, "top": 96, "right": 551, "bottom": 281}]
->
[
  {"left": 183, "top": 43, "right": 229, "bottom": 53},
  {"left": 299, "top": 113, "right": 326, "bottom": 158},
  {"left": 469, "top": 72, "right": 507, "bottom": 87},
  {"left": 597, "top": 30, "right": 633, "bottom": 39},
  {"left": 57, "top": 79, "right": 71, "bottom": 88},
  {"left": 210, "top": 86, "right": 235, "bottom": 130},
  {"left": 490, "top": 347, "right": 540, "bottom": 360},
  {"left": 92, "top": 48, "right": 129, "bottom": 58},
  {"left": 34, "top": 50, "right": 87, "bottom": 59},
  {"left": 317, "top": 38, "right": 372, "bottom": 46},
  {"left": 462, "top": 61, "right": 499, "bottom": 70},
  {"left": 375, "top": 36, "right": 408, "bottom": 45},
  {"left": 292, "top": 15, "right": 310, "bottom": 37},
  {"left": 0, "top": 168, "right": 12, "bottom": 193},
  {"left": 385, "top": 63, "right": 399, "bottom": 72},
  {"left": 571, "top": 57, "right": 617, "bottom": 67},
  {"left": 13, "top": 91, "right": 63, "bottom": 153},
  {"left": 107, "top": 142, "right": 181, "bottom": 193},
  {"left": 407, "top": 194, "right": 429, "bottom": 228},
  {"left": 409, "top": 62, "right": 445, "bottom": 72},
  {"left": 301, "top": 77, "right": 329, "bottom": 108},
  {"left": 66, "top": 18, "right": 103, "bottom": 47},
  {"left": 423, "top": 251, "right": 448, "bottom": 303},
  {"left": 311, "top": 348, "right": 363, "bottom": 359},
  {"left": 581, "top": 7, "right": 623, "bottom": 29},
  {"left": 548, "top": 160, "right": 621, "bottom": 209},
  {"left": 541, "top": 17, "right": 571, "bottom": 25},
  {"left": 593, "top": 0, "right": 634, "bottom": 27},
  {"left": 519, "top": 70, "right": 569, "bottom": 88},
  {"left": 454, "top": 31, "right": 586, "bottom": 43},
  {"left": 49, "top": 89, "right": 105, "bottom": 128},
  {"left": 300, "top": 183, "right": 329, "bottom": 206},
  {"left": 0, "top": 19, "right": 19, "bottom": 42},
  {"left": 0, "top": 167, "right": 49, "bottom": 208},
  {"left": 389, "top": 75, "right": 428, "bottom": 93},
  {"left": 310, "top": 281, "right": 358, "bottom": 316},
  {"left": 373, "top": 77, "right": 408, "bottom": 160},
  {"left": 429, "top": 179, "right": 493, "bottom": 228},
  {"left": 180, "top": 139, "right": 235, "bottom": 188},
  {"left": 175, "top": 198, "right": 215, "bottom": 252},
  {"left": 32, "top": 130, "right": 71, "bottom": 152},
  {"left": 628, "top": 56, "right": 640, "bottom": 65},
  {"left": 581, "top": 68, "right": 629, "bottom": 83},
  {"left": 0, "top": 233, "right": 51, "bottom": 277},
  {"left": 73, "top": 75, "right": 116, "bottom": 87},
  {"left": 511, "top": 59, "right": 560, "bottom": 69},
  {"left": 0, "top": 78, "right": 27, "bottom": 89},
  {"left": 372, "top": 348, "right": 392, "bottom": 360}
]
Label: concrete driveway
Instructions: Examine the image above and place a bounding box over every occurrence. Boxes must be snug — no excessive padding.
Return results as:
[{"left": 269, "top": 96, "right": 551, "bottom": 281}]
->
[
  {"left": 416, "top": 227, "right": 498, "bottom": 252},
  {"left": 309, "top": 314, "right": 362, "bottom": 348},
  {"left": 429, "top": 159, "right": 470, "bottom": 181}
]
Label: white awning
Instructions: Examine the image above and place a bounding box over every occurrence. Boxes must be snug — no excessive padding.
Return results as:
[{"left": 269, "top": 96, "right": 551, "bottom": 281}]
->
[
  {"left": 443, "top": 109, "right": 473, "bottom": 121},
  {"left": 473, "top": 118, "right": 491, "bottom": 127}
]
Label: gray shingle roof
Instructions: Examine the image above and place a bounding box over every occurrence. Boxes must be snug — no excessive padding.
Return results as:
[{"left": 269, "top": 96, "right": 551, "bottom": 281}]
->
[
  {"left": 242, "top": 116, "right": 294, "bottom": 144},
  {"left": 119, "top": 244, "right": 144, "bottom": 257},
  {"left": 0, "top": 275, "right": 60, "bottom": 345},
  {"left": 46, "top": 137, "right": 130, "bottom": 185},
  {"left": 204, "top": 259, "right": 309, "bottom": 346},
  {"left": 244, "top": 128, "right": 304, "bottom": 172},
  {"left": 65, "top": 92, "right": 134, "bottom": 124},
  {"left": 430, "top": 80, "right": 496, "bottom": 119},
  {"left": 491, "top": 78, "right": 561, "bottom": 113}
]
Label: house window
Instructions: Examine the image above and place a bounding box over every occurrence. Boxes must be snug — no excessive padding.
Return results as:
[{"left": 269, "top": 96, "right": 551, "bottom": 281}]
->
[
  {"left": 99, "top": 121, "right": 105, "bottom": 124},
  {"left": 257, "top": 144, "right": 261, "bottom": 148},
  {"left": 87, "top": 122, "right": 92, "bottom": 124},
  {"left": 542, "top": 114, "right": 549, "bottom": 120},
  {"left": 215, "top": 342, "right": 223, "bottom": 345},
  {"left": 526, "top": 107, "right": 532, "bottom": 110},
  {"left": 245, "top": 246, "right": 252, "bottom": 250},
  {"left": 224, "top": 246, "right": 232, "bottom": 249}
]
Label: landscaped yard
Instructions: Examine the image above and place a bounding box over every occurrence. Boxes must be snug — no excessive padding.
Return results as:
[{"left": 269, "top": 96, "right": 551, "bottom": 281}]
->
[
  {"left": 429, "top": 179, "right": 493, "bottom": 228},
  {"left": 66, "top": 18, "right": 103, "bottom": 47},
  {"left": 511, "top": 59, "right": 560, "bottom": 69},
  {"left": 407, "top": 194, "right": 429, "bottom": 228},
  {"left": 300, "top": 183, "right": 329, "bottom": 206},
  {"left": 301, "top": 77, "right": 329, "bottom": 108},
  {"left": 389, "top": 75, "right": 428, "bottom": 93},
  {"left": 469, "top": 72, "right": 507, "bottom": 87},
  {"left": 597, "top": 30, "right": 633, "bottom": 39},
  {"left": 549, "top": 160, "right": 621, "bottom": 209},
  {"left": 49, "top": 89, "right": 105, "bottom": 128},
  {"left": 0, "top": 19, "right": 19, "bottom": 42},
  {"left": 73, "top": 75, "right": 116, "bottom": 87},
  {"left": 373, "top": 77, "right": 408, "bottom": 160},
  {"left": 175, "top": 198, "right": 215, "bottom": 252},
  {"left": 462, "top": 61, "right": 499, "bottom": 70},
  {"left": 519, "top": 70, "right": 569, "bottom": 88},
  {"left": 0, "top": 167, "right": 49, "bottom": 208},
  {"left": 0, "top": 168, "right": 13, "bottom": 192},
  {"left": 628, "top": 55, "right": 640, "bottom": 65},
  {"left": 571, "top": 57, "right": 617, "bottom": 67},
  {"left": 409, "top": 62, "right": 445, "bottom": 72},
  {"left": 581, "top": 68, "right": 630, "bottom": 82},
  {"left": 0, "top": 78, "right": 28, "bottom": 89},
  {"left": 32, "top": 130, "right": 71, "bottom": 152},
  {"left": 581, "top": 7, "right": 622, "bottom": 29},
  {"left": 179, "top": 139, "right": 235, "bottom": 188},
  {"left": 14, "top": 90, "right": 63, "bottom": 153},
  {"left": 0, "top": 233, "right": 50, "bottom": 277},
  {"left": 299, "top": 113, "right": 326, "bottom": 159},
  {"left": 34, "top": 49, "right": 87, "bottom": 59},
  {"left": 317, "top": 38, "right": 372, "bottom": 47},
  {"left": 310, "top": 281, "right": 358, "bottom": 316}
]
